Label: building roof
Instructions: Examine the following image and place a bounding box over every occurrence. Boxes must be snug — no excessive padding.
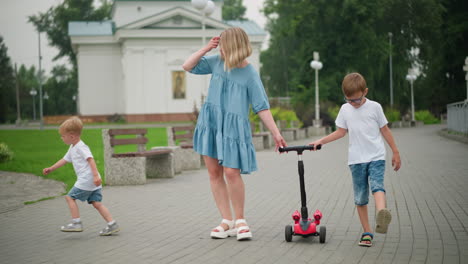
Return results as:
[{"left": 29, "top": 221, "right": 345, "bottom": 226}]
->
[
  {"left": 69, "top": 21, "right": 115, "bottom": 36},
  {"left": 225, "top": 20, "right": 267, "bottom": 36},
  {"left": 69, "top": 19, "right": 267, "bottom": 37}
]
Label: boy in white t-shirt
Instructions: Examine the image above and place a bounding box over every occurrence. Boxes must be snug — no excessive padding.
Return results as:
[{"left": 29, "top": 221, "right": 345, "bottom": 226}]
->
[
  {"left": 309, "top": 73, "right": 401, "bottom": 247},
  {"left": 43, "top": 117, "right": 120, "bottom": 236}
]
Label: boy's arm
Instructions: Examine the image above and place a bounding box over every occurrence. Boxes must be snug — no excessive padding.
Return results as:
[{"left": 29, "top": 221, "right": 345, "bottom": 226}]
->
[
  {"left": 257, "top": 109, "right": 287, "bottom": 151},
  {"left": 380, "top": 125, "right": 401, "bottom": 171},
  {"left": 308, "top": 127, "right": 347, "bottom": 150},
  {"left": 43, "top": 159, "right": 68, "bottom": 175},
  {"left": 87, "top": 157, "right": 102, "bottom": 186},
  {"left": 182, "top": 37, "right": 219, "bottom": 71}
]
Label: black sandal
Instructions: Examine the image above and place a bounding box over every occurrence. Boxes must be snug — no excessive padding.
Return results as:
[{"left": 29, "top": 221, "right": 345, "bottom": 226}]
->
[{"left": 358, "top": 232, "right": 373, "bottom": 247}]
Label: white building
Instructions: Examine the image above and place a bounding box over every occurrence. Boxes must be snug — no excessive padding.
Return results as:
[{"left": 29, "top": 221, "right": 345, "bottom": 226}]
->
[{"left": 69, "top": 0, "right": 266, "bottom": 122}]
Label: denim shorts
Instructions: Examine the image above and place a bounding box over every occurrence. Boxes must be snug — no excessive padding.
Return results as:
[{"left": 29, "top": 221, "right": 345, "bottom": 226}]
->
[
  {"left": 349, "top": 160, "right": 385, "bottom": 206},
  {"left": 68, "top": 187, "right": 102, "bottom": 204}
]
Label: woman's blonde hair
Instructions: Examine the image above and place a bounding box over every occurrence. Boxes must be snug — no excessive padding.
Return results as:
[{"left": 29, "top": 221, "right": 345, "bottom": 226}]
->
[
  {"left": 59, "top": 117, "right": 83, "bottom": 135},
  {"left": 220, "top": 27, "right": 252, "bottom": 71}
]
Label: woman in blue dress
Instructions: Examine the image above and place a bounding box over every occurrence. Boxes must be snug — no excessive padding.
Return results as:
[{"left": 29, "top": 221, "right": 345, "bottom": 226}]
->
[{"left": 182, "top": 27, "right": 287, "bottom": 241}]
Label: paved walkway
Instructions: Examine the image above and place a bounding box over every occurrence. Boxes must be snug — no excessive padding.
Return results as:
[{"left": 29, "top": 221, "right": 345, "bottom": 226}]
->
[
  {"left": 0, "top": 124, "right": 467, "bottom": 264},
  {"left": 0, "top": 171, "right": 65, "bottom": 213}
]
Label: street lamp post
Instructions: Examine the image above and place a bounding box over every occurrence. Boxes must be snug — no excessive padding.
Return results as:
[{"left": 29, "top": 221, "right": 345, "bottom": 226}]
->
[
  {"left": 72, "top": 95, "right": 77, "bottom": 114},
  {"left": 464, "top": 56, "right": 468, "bottom": 101},
  {"left": 388, "top": 32, "right": 393, "bottom": 107},
  {"left": 191, "top": 0, "right": 215, "bottom": 46},
  {"left": 14, "top": 63, "right": 21, "bottom": 125},
  {"left": 191, "top": 0, "right": 215, "bottom": 104},
  {"left": 405, "top": 69, "right": 417, "bottom": 122},
  {"left": 38, "top": 30, "right": 44, "bottom": 130},
  {"left": 310, "top": 52, "right": 323, "bottom": 127},
  {"left": 30, "top": 89, "right": 37, "bottom": 120},
  {"left": 43, "top": 92, "right": 49, "bottom": 116}
]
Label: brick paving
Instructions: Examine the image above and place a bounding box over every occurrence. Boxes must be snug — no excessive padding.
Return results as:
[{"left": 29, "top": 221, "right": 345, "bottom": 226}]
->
[{"left": 0, "top": 124, "right": 467, "bottom": 264}]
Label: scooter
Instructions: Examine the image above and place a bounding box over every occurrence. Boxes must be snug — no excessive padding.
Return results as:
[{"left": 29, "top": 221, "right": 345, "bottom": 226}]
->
[{"left": 278, "top": 145, "right": 326, "bottom": 243}]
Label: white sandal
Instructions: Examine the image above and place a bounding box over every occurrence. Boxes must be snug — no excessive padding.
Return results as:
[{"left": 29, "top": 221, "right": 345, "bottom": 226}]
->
[
  {"left": 210, "top": 219, "right": 235, "bottom": 239},
  {"left": 235, "top": 219, "right": 252, "bottom": 241}
]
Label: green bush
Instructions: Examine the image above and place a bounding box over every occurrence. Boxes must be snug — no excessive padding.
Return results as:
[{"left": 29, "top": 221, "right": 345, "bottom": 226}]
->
[
  {"left": 0, "top": 143, "right": 13, "bottom": 163},
  {"left": 327, "top": 105, "right": 340, "bottom": 121},
  {"left": 415, "top": 110, "right": 440, "bottom": 124},
  {"left": 385, "top": 108, "right": 401, "bottom": 123},
  {"left": 249, "top": 107, "right": 302, "bottom": 130}
]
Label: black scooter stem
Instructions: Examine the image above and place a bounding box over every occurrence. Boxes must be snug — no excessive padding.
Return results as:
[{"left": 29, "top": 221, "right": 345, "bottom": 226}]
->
[{"left": 279, "top": 145, "right": 322, "bottom": 220}]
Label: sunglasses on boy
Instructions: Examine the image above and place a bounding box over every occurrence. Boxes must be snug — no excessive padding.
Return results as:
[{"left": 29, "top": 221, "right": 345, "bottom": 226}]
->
[{"left": 344, "top": 95, "right": 364, "bottom": 104}]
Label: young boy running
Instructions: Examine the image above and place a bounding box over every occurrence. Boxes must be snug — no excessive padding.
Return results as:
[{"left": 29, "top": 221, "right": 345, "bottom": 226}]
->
[{"left": 43, "top": 117, "right": 120, "bottom": 236}]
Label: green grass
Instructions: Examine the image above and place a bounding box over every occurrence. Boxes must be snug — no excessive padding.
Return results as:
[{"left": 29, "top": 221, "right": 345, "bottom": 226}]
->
[
  {"left": 0, "top": 127, "right": 168, "bottom": 191},
  {"left": 24, "top": 196, "right": 57, "bottom": 205}
]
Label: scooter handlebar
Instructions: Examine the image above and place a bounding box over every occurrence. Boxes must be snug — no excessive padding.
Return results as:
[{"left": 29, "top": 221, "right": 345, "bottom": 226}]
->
[{"left": 278, "top": 145, "right": 321, "bottom": 153}]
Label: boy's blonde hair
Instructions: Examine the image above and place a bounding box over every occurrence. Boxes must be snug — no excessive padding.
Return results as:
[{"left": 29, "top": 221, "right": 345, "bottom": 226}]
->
[
  {"left": 220, "top": 27, "right": 252, "bottom": 71},
  {"left": 342, "top": 72, "right": 367, "bottom": 97},
  {"left": 59, "top": 117, "right": 83, "bottom": 135}
]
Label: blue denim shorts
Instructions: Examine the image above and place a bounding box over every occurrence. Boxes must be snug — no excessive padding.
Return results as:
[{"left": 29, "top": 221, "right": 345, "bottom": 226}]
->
[
  {"left": 349, "top": 160, "right": 385, "bottom": 206},
  {"left": 68, "top": 187, "right": 102, "bottom": 204}
]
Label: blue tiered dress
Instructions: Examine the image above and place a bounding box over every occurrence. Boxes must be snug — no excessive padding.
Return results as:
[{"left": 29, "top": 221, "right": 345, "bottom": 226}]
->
[{"left": 190, "top": 55, "right": 270, "bottom": 174}]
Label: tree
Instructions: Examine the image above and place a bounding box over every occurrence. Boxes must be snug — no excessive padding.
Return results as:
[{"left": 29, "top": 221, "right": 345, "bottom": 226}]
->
[
  {"left": 16, "top": 65, "right": 40, "bottom": 121},
  {"left": 27, "top": 0, "right": 112, "bottom": 118},
  {"left": 0, "top": 36, "right": 16, "bottom": 123},
  {"left": 222, "top": 0, "right": 247, "bottom": 20},
  {"left": 42, "top": 65, "right": 77, "bottom": 116},
  {"left": 420, "top": 0, "right": 468, "bottom": 114},
  {"left": 28, "top": 0, "right": 112, "bottom": 67},
  {"left": 261, "top": 0, "right": 451, "bottom": 125}
]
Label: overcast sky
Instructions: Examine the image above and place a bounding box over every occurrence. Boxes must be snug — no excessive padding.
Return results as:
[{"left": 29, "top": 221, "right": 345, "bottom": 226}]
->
[{"left": 0, "top": 0, "right": 267, "bottom": 75}]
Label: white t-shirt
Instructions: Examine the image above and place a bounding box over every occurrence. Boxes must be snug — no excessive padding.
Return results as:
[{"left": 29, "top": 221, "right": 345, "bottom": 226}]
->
[
  {"left": 63, "top": 140, "right": 102, "bottom": 191},
  {"left": 335, "top": 99, "right": 388, "bottom": 165}
]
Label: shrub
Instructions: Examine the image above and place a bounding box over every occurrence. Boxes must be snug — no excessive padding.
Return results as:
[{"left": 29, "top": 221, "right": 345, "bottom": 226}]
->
[
  {"left": 0, "top": 143, "right": 13, "bottom": 163},
  {"left": 249, "top": 107, "right": 302, "bottom": 130},
  {"left": 107, "top": 113, "right": 126, "bottom": 123},
  {"left": 415, "top": 110, "right": 440, "bottom": 124},
  {"left": 327, "top": 105, "right": 340, "bottom": 121},
  {"left": 385, "top": 108, "right": 401, "bottom": 123}
]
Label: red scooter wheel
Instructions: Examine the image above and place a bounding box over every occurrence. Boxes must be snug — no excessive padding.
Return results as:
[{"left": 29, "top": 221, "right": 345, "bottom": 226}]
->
[
  {"left": 285, "top": 225, "right": 293, "bottom": 242},
  {"left": 319, "top": 226, "right": 326, "bottom": 243}
]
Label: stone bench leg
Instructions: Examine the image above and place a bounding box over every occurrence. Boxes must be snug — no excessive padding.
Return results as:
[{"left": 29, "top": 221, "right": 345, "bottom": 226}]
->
[
  {"left": 296, "top": 129, "right": 306, "bottom": 140},
  {"left": 153, "top": 146, "right": 181, "bottom": 174},
  {"left": 252, "top": 136, "right": 264, "bottom": 151},
  {"left": 146, "top": 152, "right": 175, "bottom": 178},
  {"left": 179, "top": 148, "right": 201, "bottom": 170},
  {"left": 282, "top": 130, "right": 295, "bottom": 142},
  {"left": 263, "top": 134, "right": 272, "bottom": 149},
  {"left": 105, "top": 157, "right": 146, "bottom": 185}
]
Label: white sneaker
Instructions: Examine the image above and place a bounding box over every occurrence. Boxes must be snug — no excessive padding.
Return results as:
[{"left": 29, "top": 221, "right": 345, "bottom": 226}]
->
[{"left": 61, "top": 221, "right": 83, "bottom": 232}]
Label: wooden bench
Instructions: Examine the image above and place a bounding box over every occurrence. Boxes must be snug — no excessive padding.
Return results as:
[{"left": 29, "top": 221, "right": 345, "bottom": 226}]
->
[
  {"left": 166, "top": 125, "right": 201, "bottom": 170},
  {"left": 102, "top": 128, "right": 175, "bottom": 185},
  {"left": 172, "top": 126, "right": 195, "bottom": 148}
]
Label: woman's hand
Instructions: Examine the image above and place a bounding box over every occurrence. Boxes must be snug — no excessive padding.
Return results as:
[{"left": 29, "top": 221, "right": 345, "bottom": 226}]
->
[
  {"left": 273, "top": 133, "right": 287, "bottom": 152},
  {"left": 202, "top": 36, "right": 220, "bottom": 53}
]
